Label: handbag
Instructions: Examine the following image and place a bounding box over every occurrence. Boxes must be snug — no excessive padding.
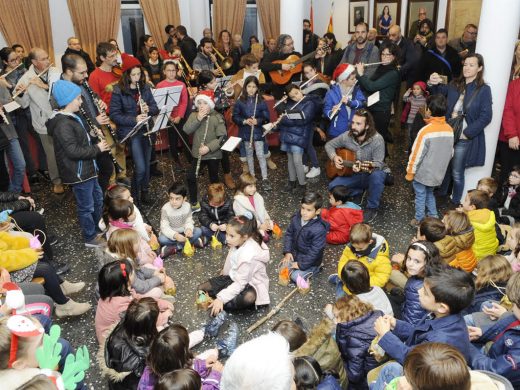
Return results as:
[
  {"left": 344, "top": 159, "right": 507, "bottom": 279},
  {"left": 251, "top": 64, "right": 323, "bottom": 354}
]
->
[{"left": 447, "top": 86, "right": 481, "bottom": 144}]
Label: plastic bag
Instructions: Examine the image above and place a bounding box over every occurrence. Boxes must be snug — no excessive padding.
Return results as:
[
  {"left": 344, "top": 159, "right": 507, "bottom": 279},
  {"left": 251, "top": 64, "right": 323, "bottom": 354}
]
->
[
  {"left": 278, "top": 267, "right": 290, "bottom": 286},
  {"left": 272, "top": 223, "right": 282, "bottom": 239},
  {"left": 211, "top": 234, "right": 222, "bottom": 250},
  {"left": 149, "top": 233, "right": 160, "bottom": 251},
  {"left": 183, "top": 240, "right": 194, "bottom": 257}
]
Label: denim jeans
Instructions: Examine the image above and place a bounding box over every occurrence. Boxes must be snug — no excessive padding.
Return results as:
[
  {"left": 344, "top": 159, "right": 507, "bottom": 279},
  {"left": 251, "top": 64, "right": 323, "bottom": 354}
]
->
[
  {"left": 329, "top": 170, "right": 387, "bottom": 209},
  {"left": 412, "top": 180, "right": 438, "bottom": 221},
  {"left": 439, "top": 139, "right": 470, "bottom": 204},
  {"left": 201, "top": 226, "right": 227, "bottom": 244},
  {"left": 329, "top": 274, "right": 347, "bottom": 299},
  {"left": 158, "top": 227, "right": 203, "bottom": 249},
  {"left": 71, "top": 178, "right": 103, "bottom": 242},
  {"left": 6, "top": 138, "right": 26, "bottom": 193},
  {"left": 290, "top": 265, "right": 321, "bottom": 283},
  {"left": 369, "top": 362, "right": 403, "bottom": 390},
  {"left": 303, "top": 132, "right": 319, "bottom": 168},
  {"left": 130, "top": 132, "right": 152, "bottom": 200},
  {"left": 239, "top": 139, "right": 270, "bottom": 159}
]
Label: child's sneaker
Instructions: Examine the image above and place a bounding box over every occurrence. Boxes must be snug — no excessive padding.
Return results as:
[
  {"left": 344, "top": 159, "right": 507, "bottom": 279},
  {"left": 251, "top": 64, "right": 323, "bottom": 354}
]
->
[
  {"left": 194, "top": 237, "right": 206, "bottom": 249},
  {"left": 217, "top": 321, "right": 239, "bottom": 358},
  {"left": 327, "top": 273, "right": 340, "bottom": 285},
  {"left": 306, "top": 167, "right": 321, "bottom": 178},
  {"left": 204, "top": 311, "right": 227, "bottom": 338},
  {"left": 160, "top": 245, "right": 177, "bottom": 258},
  {"left": 191, "top": 202, "right": 201, "bottom": 213}
]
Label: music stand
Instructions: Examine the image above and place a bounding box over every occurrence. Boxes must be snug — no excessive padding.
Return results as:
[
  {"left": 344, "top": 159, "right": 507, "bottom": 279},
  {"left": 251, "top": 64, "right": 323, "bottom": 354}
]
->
[
  {"left": 216, "top": 75, "right": 231, "bottom": 90},
  {"left": 144, "top": 85, "right": 183, "bottom": 136},
  {"left": 120, "top": 116, "right": 151, "bottom": 143}
]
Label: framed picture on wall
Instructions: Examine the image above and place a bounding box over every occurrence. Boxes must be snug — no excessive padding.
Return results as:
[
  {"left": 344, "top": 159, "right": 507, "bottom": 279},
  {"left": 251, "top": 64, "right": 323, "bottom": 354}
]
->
[
  {"left": 374, "top": 0, "right": 401, "bottom": 37},
  {"left": 446, "top": 0, "right": 482, "bottom": 40},
  {"left": 349, "top": 1, "right": 369, "bottom": 33},
  {"left": 406, "top": 0, "right": 438, "bottom": 38}
]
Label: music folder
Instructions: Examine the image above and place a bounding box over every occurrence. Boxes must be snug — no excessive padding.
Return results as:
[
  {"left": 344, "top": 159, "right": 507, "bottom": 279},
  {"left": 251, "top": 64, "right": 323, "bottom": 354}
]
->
[
  {"left": 221, "top": 136, "right": 242, "bottom": 152},
  {"left": 120, "top": 116, "right": 151, "bottom": 143}
]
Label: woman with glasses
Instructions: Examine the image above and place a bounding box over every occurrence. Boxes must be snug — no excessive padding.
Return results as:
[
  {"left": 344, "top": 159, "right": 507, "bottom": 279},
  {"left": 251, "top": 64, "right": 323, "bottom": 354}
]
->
[
  {"left": 429, "top": 53, "right": 492, "bottom": 206},
  {"left": 355, "top": 41, "right": 401, "bottom": 150}
]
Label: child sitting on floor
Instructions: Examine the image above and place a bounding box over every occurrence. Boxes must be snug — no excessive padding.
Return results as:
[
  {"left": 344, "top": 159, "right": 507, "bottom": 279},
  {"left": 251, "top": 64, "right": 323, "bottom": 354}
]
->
[
  {"left": 138, "top": 324, "right": 224, "bottom": 390},
  {"left": 374, "top": 266, "right": 475, "bottom": 365},
  {"left": 105, "top": 198, "right": 157, "bottom": 266},
  {"left": 199, "top": 183, "right": 234, "bottom": 245},
  {"left": 504, "top": 222, "right": 520, "bottom": 271},
  {"left": 334, "top": 295, "right": 382, "bottom": 389},
  {"left": 233, "top": 173, "right": 273, "bottom": 240},
  {"left": 443, "top": 210, "right": 477, "bottom": 272},
  {"left": 418, "top": 217, "right": 457, "bottom": 264},
  {"left": 293, "top": 356, "right": 341, "bottom": 389},
  {"left": 459, "top": 189, "right": 499, "bottom": 260},
  {"left": 335, "top": 223, "right": 391, "bottom": 293},
  {"left": 498, "top": 166, "right": 520, "bottom": 225},
  {"left": 94, "top": 259, "right": 173, "bottom": 345},
  {"left": 159, "top": 182, "right": 204, "bottom": 257},
  {"left": 197, "top": 213, "right": 270, "bottom": 317},
  {"left": 468, "top": 271, "right": 520, "bottom": 388},
  {"left": 282, "top": 192, "right": 329, "bottom": 283},
  {"left": 320, "top": 185, "right": 363, "bottom": 245},
  {"left": 272, "top": 320, "right": 348, "bottom": 388},
  {"left": 98, "top": 228, "right": 175, "bottom": 299}
]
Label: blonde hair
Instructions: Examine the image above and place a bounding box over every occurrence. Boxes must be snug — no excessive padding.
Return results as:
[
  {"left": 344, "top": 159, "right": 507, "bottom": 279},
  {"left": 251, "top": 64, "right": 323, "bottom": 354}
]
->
[
  {"left": 107, "top": 228, "right": 140, "bottom": 264},
  {"left": 444, "top": 210, "right": 471, "bottom": 234},
  {"left": 236, "top": 173, "right": 257, "bottom": 194},
  {"left": 506, "top": 272, "right": 520, "bottom": 306},
  {"left": 349, "top": 223, "right": 372, "bottom": 244},
  {"left": 511, "top": 222, "right": 520, "bottom": 256},
  {"left": 477, "top": 177, "right": 498, "bottom": 195},
  {"left": 475, "top": 255, "right": 512, "bottom": 290},
  {"left": 207, "top": 183, "right": 226, "bottom": 204},
  {"left": 333, "top": 295, "right": 373, "bottom": 323}
]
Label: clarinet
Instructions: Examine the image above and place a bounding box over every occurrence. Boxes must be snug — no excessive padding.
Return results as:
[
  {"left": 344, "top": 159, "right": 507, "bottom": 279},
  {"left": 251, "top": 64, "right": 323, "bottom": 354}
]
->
[
  {"left": 195, "top": 116, "right": 210, "bottom": 178},
  {"left": 79, "top": 106, "right": 123, "bottom": 174},
  {"left": 249, "top": 94, "right": 258, "bottom": 148},
  {"left": 82, "top": 81, "right": 118, "bottom": 140},
  {"left": 136, "top": 83, "right": 152, "bottom": 145}
]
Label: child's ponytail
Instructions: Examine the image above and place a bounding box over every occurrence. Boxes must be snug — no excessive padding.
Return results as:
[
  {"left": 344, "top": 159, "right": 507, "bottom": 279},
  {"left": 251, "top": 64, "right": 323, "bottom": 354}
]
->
[{"left": 228, "top": 212, "right": 263, "bottom": 246}]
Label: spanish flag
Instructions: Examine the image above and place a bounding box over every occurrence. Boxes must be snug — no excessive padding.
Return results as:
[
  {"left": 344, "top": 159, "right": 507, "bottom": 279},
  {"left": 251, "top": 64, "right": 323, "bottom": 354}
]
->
[{"left": 327, "top": 0, "right": 334, "bottom": 33}]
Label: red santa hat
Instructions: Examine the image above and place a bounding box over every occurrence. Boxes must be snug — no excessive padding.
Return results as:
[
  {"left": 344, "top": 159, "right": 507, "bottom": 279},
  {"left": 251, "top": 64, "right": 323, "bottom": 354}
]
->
[
  {"left": 332, "top": 63, "right": 356, "bottom": 83},
  {"left": 194, "top": 89, "right": 215, "bottom": 110},
  {"left": 121, "top": 53, "right": 142, "bottom": 74}
]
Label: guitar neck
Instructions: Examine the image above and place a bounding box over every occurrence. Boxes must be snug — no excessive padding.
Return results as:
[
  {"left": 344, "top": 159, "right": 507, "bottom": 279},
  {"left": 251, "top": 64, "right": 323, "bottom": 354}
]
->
[{"left": 292, "top": 50, "right": 317, "bottom": 66}]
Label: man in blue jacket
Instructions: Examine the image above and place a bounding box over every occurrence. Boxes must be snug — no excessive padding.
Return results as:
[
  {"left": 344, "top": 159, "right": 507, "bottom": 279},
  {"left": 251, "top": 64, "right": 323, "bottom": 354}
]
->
[
  {"left": 374, "top": 266, "right": 475, "bottom": 364},
  {"left": 468, "top": 272, "right": 520, "bottom": 388},
  {"left": 282, "top": 191, "right": 329, "bottom": 283}
]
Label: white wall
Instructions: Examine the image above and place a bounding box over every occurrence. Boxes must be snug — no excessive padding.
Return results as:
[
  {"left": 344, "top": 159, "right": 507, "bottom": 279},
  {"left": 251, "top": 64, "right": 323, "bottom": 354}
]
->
[
  {"left": 312, "top": 0, "right": 350, "bottom": 47},
  {"left": 49, "top": 0, "right": 75, "bottom": 70}
]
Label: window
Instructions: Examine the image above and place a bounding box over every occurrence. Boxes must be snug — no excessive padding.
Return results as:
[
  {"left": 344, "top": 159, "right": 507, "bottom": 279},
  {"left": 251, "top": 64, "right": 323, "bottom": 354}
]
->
[{"left": 121, "top": 5, "right": 145, "bottom": 55}]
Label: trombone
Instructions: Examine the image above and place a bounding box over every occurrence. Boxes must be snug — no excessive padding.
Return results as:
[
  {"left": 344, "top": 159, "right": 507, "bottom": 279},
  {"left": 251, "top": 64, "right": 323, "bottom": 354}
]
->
[
  {"left": 212, "top": 46, "right": 233, "bottom": 70},
  {"left": 180, "top": 55, "right": 199, "bottom": 81}
]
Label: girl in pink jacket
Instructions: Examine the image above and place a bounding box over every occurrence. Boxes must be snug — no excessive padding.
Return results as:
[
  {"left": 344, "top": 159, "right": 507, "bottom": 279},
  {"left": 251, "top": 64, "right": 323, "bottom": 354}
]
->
[{"left": 198, "top": 212, "right": 270, "bottom": 316}]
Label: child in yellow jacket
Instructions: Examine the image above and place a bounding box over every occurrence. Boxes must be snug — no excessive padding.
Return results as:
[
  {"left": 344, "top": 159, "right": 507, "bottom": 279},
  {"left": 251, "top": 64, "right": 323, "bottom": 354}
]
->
[
  {"left": 334, "top": 223, "right": 391, "bottom": 295},
  {"left": 459, "top": 190, "right": 498, "bottom": 260},
  {"left": 0, "top": 231, "right": 39, "bottom": 273}
]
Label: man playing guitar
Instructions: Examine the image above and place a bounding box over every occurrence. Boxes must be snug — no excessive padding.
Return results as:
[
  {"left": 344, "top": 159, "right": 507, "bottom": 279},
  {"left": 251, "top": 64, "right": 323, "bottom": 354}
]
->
[{"left": 324, "top": 109, "right": 389, "bottom": 223}]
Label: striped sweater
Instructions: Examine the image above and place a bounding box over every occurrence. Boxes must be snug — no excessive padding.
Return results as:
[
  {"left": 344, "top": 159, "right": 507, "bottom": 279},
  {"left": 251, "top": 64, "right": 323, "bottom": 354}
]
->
[{"left": 406, "top": 116, "right": 454, "bottom": 187}]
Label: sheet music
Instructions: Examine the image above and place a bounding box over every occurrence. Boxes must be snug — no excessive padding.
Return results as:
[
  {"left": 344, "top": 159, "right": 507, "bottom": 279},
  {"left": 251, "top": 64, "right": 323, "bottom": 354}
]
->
[
  {"left": 3, "top": 101, "right": 20, "bottom": 113},
  {"left": 367, "top": 91, "right": 380, "bottom": 107},
  {"left": 149, "top": 86, "right": 184, "bottom": 134},
  {"left": 221, "top": 136, "right": 242, "bottom": 152},
  {"left": 120, "top": 116, "right": 150, "bottom": 143}
]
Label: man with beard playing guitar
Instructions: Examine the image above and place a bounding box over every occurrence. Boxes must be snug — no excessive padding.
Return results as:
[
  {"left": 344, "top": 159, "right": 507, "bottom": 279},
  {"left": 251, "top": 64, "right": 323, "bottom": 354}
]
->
[{"left": 325, "top": 109, "right": 390, "bottom": 223}]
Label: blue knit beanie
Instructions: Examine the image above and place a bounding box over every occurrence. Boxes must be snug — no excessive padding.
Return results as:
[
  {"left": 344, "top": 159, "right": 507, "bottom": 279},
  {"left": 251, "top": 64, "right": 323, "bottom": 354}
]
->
[{"left": 52, "top": 80, "right": 81, "bottom": 108}]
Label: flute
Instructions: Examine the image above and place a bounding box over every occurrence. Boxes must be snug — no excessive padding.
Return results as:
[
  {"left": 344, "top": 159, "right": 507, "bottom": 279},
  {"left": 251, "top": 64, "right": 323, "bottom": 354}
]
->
[
  {"left": 0, "top": 62, "right": 23, "bottom": 80},
  {"left": 249, "top": 94, "right": 258, "bottom": 147},
  {"left": 12, "top": 64, "right": 53, "bottom": 99},
  {"left": 79, "top": 106, "right": 123, "bottom": 174},
  {"left": 263, "top": 95, "right": 307, "bottom": 137},
  {"left": 329, "top": 80, "right": 358, "bottom": 119},
  {"left": 274, "top": 73, "right": 319, "bottom": 108},
  {"left": 195, "top": 116, "right": 210, "bottom": 177}
]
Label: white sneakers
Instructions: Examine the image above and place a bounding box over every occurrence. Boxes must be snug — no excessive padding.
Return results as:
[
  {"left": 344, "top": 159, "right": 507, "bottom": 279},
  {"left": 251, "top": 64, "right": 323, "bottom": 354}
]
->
[{"left": 306, "top": 167, "right": 321, "bottom": 178}]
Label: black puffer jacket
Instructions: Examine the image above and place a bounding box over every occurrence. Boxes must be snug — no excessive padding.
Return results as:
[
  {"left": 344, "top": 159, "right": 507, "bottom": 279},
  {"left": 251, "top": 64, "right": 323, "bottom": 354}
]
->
[
  {"left": 0, "top": 192, "right": 31, "bottom": 212},
  {"left": 199, "top": 196, "right": 235, "bottom": 228},
  {"left": 46, "top": 112, "right": 99, "bottom": 185},
  {"left": 102, "top": 322, "right": 149, "bottom": 390}
]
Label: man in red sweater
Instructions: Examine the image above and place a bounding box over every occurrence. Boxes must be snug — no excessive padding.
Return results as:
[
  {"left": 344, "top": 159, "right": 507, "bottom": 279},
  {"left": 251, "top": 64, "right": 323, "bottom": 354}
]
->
[{"left": 88, "top": 42, "right": 129, "bottom": 186}]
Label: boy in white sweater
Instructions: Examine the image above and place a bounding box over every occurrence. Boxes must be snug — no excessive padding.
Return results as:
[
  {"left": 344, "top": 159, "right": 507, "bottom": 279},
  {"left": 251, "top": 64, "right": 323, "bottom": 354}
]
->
[{"left": 159, "top": 182, "right": 204, "bottom": 257}]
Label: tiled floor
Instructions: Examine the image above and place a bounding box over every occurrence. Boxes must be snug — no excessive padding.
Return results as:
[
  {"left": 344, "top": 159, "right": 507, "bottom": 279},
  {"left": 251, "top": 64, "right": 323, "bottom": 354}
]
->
[{"left": 37, "top": 132, "right": 424, "bottom": 388}]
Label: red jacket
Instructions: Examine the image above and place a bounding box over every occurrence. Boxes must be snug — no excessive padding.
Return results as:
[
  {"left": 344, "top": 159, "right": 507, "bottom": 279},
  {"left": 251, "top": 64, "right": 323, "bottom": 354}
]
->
[
  {"left": 499, "top": 78, "right": 520, "bottom": 142},
  {"left": 321, "top": 203, "right": 364, "bottom": 245}
]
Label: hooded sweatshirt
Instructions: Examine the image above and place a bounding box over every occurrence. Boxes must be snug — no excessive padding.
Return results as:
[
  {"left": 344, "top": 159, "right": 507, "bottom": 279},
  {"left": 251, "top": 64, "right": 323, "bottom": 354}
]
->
[{"left": 467, "top": 209, "right": 498, "bottom": 260}]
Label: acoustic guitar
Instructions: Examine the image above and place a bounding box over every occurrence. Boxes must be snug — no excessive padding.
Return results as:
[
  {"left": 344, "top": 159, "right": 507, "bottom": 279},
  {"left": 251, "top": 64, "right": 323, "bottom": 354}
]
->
[
  {"left": 269, "top": 44, "right": 329, "bottom": 85},
  {"left": 326, "top": 148, "right": 375, "bottom": 179}
]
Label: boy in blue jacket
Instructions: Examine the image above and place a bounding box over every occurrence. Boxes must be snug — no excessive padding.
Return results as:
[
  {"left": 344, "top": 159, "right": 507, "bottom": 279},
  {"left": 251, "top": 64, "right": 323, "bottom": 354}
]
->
[
  {"left": 374, "top": 265, "right": 474, "bottom": 364},
  {"left": 468, "top": 272, "right": 520, "bottom": 388},
  {"left": 282, "top": 191, "right": 329, "bottom": 283}
]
